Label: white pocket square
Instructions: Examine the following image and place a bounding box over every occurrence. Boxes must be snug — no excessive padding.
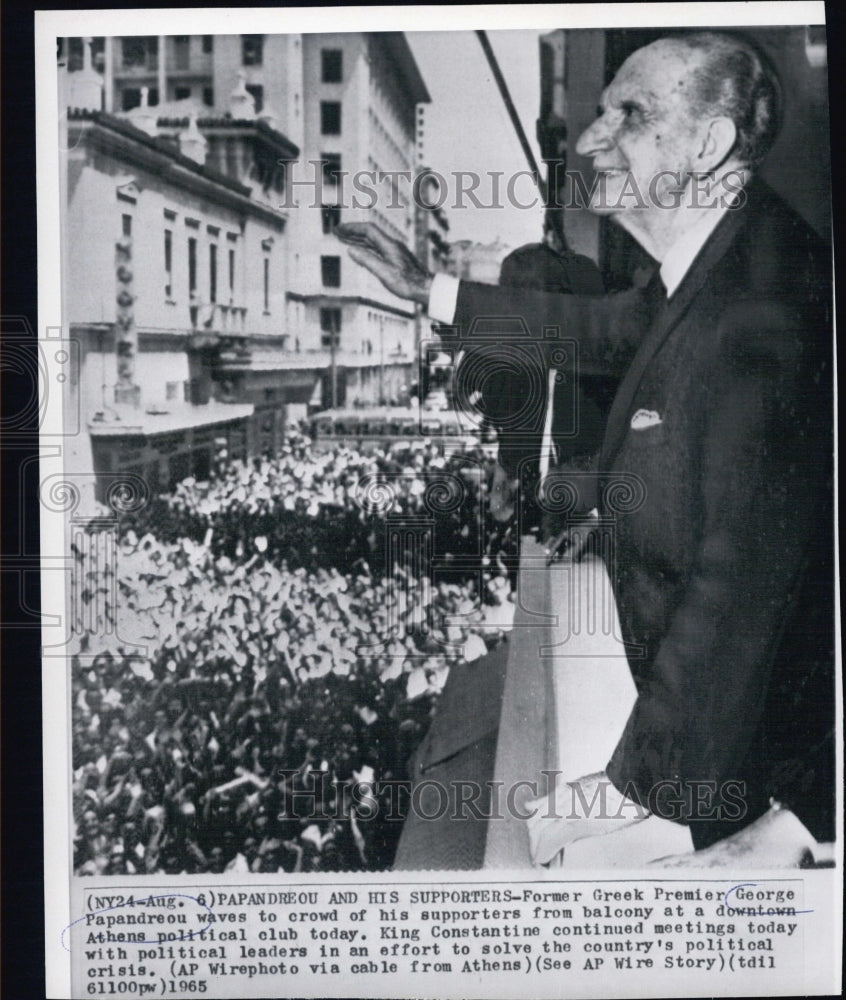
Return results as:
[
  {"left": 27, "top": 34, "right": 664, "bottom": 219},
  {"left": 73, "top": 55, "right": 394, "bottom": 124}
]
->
[{"left": 630, "top": 409, "right": 662, "bottom": 430}]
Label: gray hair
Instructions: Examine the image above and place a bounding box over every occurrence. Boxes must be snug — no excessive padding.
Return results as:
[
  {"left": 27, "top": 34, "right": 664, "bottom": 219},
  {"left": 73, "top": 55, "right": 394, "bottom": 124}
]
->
[{"left": 671, "top": 31, "right": 782, "bottom": 168}]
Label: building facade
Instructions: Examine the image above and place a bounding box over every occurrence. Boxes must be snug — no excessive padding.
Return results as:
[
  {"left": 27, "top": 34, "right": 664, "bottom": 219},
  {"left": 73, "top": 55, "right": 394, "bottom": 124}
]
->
[
  {"left": 60, "top": 47, "right": 304, "bottom": 501},
  {"left": 61, "top": 32, "right": 431, "bottom": 421},
  {"left": 60, "top": 31, "right": 433, "bottom": 502},
  {"left": 286, "top": 32, "right": 430, "bottom": 407}
]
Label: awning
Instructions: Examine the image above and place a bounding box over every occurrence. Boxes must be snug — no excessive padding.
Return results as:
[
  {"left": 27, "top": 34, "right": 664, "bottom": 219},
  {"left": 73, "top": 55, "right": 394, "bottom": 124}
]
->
[{"left": 89, "top": 402, "right": 254, "bottom": 438}]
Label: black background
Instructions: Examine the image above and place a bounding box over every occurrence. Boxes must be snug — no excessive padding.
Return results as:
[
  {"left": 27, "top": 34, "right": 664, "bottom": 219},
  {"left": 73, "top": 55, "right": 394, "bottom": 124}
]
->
[{"left": 1, "top": 4, "right": 842, "bottom": 997}]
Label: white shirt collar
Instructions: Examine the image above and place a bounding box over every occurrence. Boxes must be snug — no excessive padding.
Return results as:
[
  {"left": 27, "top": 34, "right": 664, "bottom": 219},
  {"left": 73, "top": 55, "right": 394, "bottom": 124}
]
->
[{"left": 659, "top": 201, "right": 731, "bottom": 298}]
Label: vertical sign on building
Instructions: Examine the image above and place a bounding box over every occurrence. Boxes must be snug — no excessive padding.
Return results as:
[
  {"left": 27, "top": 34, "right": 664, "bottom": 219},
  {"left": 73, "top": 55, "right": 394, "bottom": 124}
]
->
[{"left": 114, "top": 231, "right": 140, "bottom": 407}]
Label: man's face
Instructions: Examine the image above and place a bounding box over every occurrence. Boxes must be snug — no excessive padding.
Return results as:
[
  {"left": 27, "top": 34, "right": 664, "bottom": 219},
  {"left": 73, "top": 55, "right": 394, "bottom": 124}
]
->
[{"left": 575, "top": 41, "right": 707, "bottom": 219}]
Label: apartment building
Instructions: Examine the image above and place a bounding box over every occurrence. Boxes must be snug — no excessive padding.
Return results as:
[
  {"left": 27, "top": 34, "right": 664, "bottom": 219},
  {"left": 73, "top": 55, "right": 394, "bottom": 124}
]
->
[
  {"left": 286, "top": 32, "right": 430, "bottom": 406},
  {"left": 60, "top": 42, "right": 303, "bottom": 499}
]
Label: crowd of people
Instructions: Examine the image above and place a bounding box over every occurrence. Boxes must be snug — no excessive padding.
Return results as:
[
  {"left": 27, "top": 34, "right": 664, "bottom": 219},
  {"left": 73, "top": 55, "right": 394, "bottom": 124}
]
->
[
  {"left": 73, "top": 434, "right": 517, "bottom": 875},
  {"left": 127, "top": 433, "right": 516, "bottom": 578}
]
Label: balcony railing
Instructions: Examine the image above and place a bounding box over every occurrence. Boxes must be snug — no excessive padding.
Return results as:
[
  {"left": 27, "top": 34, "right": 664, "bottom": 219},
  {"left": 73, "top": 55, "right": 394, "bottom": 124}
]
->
[{"left": 190, "top": 301, "right": 249, "bottom": 334}]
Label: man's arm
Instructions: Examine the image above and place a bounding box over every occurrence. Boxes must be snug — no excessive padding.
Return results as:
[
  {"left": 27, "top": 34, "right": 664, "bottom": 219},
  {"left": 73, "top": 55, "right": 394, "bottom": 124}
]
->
[
  {"left": 336, "top": 222, "right": 654, "bottom": 373},
  {"left": 450, "top": 277, "right": 652, "bottom": 374}
]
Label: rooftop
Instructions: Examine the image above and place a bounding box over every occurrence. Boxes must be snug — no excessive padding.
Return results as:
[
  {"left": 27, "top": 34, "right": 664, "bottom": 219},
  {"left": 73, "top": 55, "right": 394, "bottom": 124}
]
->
[
  {"left": 373, "top": 33, "right": 431, "bottom": 106},
  {"left": 88, "top": 401, "right": 254, "bottom": 438},
  {"left": 155, "top": 115, "right": 300, "bottom": 160},
  {"left": 67, "top": 108, "right": 300, "bottom": 192},
  {"left": 68, "top": 108, "right": 251, "bottom": 195}
]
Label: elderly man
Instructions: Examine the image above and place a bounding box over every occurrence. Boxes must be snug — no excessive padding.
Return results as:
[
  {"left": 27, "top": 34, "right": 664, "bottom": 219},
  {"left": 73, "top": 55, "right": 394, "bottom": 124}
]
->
[{"left": 337, "top": 31, "right": 833, "bottom": 866}]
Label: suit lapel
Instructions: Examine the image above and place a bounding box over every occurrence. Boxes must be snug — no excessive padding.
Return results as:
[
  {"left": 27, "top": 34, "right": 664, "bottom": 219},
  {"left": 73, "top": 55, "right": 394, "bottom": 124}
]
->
[{"left": 598, "top": 199, "right": 751, "bottom": 478}]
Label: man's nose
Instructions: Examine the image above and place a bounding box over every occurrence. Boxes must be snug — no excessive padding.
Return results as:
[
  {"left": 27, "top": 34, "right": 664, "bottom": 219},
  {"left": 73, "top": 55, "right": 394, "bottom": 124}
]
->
[{"left": 575, "top": 115, "right": 612, "bottom": 158}]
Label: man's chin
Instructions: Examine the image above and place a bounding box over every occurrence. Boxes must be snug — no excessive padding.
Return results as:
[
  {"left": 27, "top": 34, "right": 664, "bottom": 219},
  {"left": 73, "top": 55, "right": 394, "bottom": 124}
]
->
[
  {"left": 586, "top": 175, "right": 635, "bottom": 215},
  {"left": 584, "top": 195, "right": 634, "bottom": 225},
  {"left": 586, "top": 201, "right": 623, "bottom": 218}
]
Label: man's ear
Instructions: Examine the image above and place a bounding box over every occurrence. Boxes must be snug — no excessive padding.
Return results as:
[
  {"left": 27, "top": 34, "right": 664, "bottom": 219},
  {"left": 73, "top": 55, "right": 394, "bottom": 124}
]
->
[{"left": 696, "top": 116, "right": 738, "bottom": 172}]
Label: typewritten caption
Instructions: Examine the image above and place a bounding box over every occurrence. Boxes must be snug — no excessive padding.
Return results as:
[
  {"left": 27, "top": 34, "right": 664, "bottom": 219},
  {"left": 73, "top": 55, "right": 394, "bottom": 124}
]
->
[{"left": 68, "top": 879, "right": 816, "bottom": 998}]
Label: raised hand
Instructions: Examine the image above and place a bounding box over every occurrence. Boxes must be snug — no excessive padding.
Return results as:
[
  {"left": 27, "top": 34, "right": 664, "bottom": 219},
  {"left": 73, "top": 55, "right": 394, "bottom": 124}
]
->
[{"left": 335, "top": 222, "right": 433, "bottom": 305}]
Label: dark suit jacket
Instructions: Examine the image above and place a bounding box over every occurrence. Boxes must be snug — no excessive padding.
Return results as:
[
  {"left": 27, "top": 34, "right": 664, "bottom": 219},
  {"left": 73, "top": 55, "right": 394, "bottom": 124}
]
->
[{"left": 397, "top": 179, "right": 833, "bottom": 865}]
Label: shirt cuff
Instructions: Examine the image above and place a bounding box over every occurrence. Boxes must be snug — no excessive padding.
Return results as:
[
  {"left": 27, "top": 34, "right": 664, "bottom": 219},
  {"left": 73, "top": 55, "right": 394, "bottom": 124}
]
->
[{"left": 427, "top": 273, "right": 460, "bottom": 324}]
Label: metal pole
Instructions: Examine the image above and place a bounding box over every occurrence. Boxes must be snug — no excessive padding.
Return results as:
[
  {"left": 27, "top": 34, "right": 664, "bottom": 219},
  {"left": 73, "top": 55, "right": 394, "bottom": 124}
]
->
[
  {"left": 103, "top": 36, "right": 113, "bottom": 112},
  {"left": 379, "top": 315, "right": 384, "bottom": 404},
  {"left": 330, "top": 312, "right": 338, "bottom": 408},
  {"left": 158, "top": 35, "right": 166, "bottom": 106},
  {"left": 475, "top": 30, "right": 547, "bottom": 204}
]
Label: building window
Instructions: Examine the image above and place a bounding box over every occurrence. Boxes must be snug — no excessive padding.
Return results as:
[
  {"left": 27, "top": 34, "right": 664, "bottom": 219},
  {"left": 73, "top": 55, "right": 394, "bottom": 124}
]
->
[
  {"left": 188, "top": 237, "right": 197, "bottom": 295},
  {"left": 228, "top": 248, "right": 235, "bottom": 301},
  {"left": 174, "top": 35, "right": 190, "bottom": 70},
  {"left": 202, "top": 35, "right": 214, "bottom": 54},
  {"left": 165, "top": 380, "right": 180, "bottom": 401},
  {"left": 321, "top": 205, "right": 341, "bottom": 234},
  {"left": 65, "top": 37, "right": 84, "bottom": 71},
  {"left": 323, "top": 322, "right": 343, "bottom": 354},
  {"left": 321, "top": 256, "right": 341, "bottom": 288},
  {"left": 320, "top": 101, "right": 342, "bottom": 135},
  {"left": 121, "top": 88, "right": 140, "bottom": 111},
  {"left": 245, "top": 84, "right": 264, "bottom": 113},
  {"left": 121, "top": 86, "right": 158, "bottom": 110},
  {"left": 121, "top": 214, "right": 132, "bottom": 237},
  {"left": 263, "top": 258, "right": 270, "bottom": 311},
  {"left": 320, "top": 308, "right": 342, "bottom": 348},
  {"left": 174, "top": 85, "right": 191, "bottom": 100},
  {"left": 164, "top": 229, "right": 173, "bottom": 297},
  {"left": 202, "top": 86, "right": 214, "bottom": 107},
  {"left": 321, "top": 153, "right": 342, "bottom": 185},
  {"left": 121, "top": 36, "right": 158, "bottom": 70},
  {"left": 242, "top": 34, "right": 263, "bottom": 66},
  {"left": 209, "top": 244, "right": 217, "bottom": 303},
  {"left": 321, "top": 49, "right": 343, "bottom": 82}
]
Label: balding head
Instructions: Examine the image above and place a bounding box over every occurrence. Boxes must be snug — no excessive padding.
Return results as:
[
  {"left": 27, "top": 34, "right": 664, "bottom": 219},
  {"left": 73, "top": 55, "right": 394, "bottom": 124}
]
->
[{"left": 662, "top": 31, "right": 782, "bottom": 168}]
